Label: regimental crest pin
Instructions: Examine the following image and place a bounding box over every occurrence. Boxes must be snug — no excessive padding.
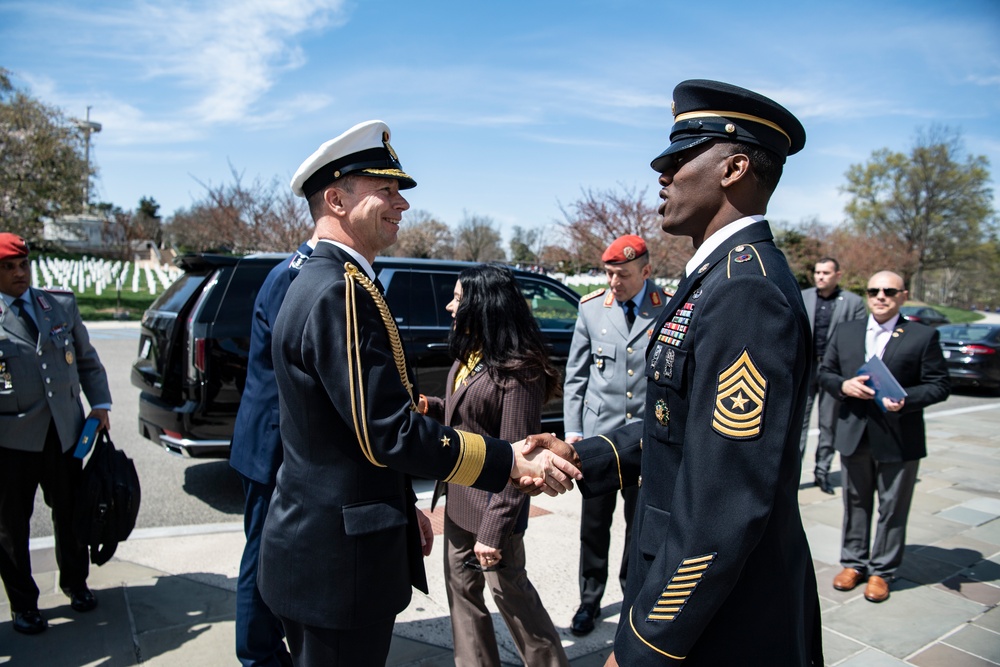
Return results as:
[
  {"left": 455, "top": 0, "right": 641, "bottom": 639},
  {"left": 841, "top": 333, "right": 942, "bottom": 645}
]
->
[{"left": 654, "top": 399, "right": 670, "bottom": 426}]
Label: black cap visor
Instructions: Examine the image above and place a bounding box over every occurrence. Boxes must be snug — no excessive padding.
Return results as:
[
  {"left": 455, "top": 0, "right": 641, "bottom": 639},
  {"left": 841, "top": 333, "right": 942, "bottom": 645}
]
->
[{"left": 650, "top": 135, "right": 713, "bottom": 172}]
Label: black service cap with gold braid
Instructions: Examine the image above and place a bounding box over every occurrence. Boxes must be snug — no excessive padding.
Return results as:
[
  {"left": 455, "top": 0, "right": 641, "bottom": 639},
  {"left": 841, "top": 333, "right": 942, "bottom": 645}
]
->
[
  {"left": 291, "top": 120, "right": 416, "bottom": 198},
  {"left": 651, "top": 79, "right": 806, "bottom": 172}
]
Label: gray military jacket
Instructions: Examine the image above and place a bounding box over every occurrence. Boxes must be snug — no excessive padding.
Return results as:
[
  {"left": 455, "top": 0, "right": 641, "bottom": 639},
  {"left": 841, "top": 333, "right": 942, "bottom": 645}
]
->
[
  {"left": 564, "top": 278, "right": 667, "bottom": 437},
  {"left": 0, "top": 287, "right": 111, "bottom": 453}
]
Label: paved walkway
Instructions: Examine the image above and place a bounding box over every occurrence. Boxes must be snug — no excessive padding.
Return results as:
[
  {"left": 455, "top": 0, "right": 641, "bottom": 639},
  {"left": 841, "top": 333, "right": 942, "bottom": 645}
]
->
[{"left": 3, "top": 402, "right": 999, "bottom": 666}]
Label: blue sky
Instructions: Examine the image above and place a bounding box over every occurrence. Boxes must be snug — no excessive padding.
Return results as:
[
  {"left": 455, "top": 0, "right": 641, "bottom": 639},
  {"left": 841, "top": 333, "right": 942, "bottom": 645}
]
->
[{"left": 2, "top": 0, "right": 999, "bottom": 247}]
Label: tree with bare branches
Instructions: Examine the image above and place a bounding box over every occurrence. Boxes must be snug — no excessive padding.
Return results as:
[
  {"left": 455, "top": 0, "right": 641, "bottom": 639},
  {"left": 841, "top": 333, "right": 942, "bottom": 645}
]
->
[
  {"left": 454, "top": 212, "right": 505, "bottom": 262},
  {"left": 559, "top": 184, "right": 691, "bottom": 278},
  {"left": 385, "top": 209, "right": 454, "bottom": 258},
  {"left": 165, "top": 166, "right": 311, "bottom": 254}
]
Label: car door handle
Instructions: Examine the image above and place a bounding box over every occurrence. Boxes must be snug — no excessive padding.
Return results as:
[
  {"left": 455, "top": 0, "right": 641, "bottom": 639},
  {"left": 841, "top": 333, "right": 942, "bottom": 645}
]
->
[{"left": 426, "top": 343, "right": 449, "bottom": 350}]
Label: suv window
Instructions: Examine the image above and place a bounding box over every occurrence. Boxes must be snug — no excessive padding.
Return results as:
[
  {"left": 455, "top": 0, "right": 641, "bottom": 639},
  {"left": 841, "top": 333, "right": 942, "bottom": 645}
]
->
[
  {"left": 519, "top": 277, "right": 579, "bottom": 330},
  {"left": 150, "top": 272, "right": 210, "bottom": 313},
  {"left": 214, "top": 265, "right": 275, "bottom": 325}
]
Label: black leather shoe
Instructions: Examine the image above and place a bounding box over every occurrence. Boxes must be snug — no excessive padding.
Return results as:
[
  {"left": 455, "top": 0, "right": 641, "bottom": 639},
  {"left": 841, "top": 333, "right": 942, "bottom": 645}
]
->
[
  {"left": 11, "top": 610, "right": 47, "bottom": 635},
  {"left": 815, "top": 473, "right": 834, "bottom": 495},
  {"left": 67, "top": 587, "right": 98, "bottom": 613},
  {"left": 571, "top": 603, "right": 599, "bottom": 636}
]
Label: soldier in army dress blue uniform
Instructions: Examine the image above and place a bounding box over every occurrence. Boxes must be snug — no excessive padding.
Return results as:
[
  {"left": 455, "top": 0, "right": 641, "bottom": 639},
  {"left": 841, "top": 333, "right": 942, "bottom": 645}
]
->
[{"left": 526, "top": 80, "right": 824, "bottom": 666}]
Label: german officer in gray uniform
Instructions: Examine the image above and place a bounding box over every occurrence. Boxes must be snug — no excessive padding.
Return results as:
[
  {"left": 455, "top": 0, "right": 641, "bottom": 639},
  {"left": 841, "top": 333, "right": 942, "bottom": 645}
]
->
[
  {"left": 563, "top": 234, "right": 667, "bottom": 636},
  {"left": 0, "top": 233, "right": 111, "bottom": 635},
  {"left": 525, "top": 80, "right": 823, "bottom": 666}
]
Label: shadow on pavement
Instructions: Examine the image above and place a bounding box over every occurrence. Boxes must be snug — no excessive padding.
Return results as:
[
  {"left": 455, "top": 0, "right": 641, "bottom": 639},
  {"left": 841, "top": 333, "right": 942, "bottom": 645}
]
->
[{"left": 182, "top": 460, "right": 245, "bottom": 515}]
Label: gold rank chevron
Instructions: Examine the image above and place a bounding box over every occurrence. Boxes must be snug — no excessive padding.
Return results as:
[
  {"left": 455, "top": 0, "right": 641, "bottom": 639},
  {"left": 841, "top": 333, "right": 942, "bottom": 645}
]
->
[
  {"left": 712, "top": 348, "right": 767, "bottom": 439},
  {"left": 647, "top": 553, "right": 716, "bottom": 622},
  {"left": 344, "top": 263, "right": 416, "bottom": 467}
]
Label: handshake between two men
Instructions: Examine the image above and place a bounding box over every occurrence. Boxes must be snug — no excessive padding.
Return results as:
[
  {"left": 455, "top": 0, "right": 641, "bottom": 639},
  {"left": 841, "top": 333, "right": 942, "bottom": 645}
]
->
[{"left": 509, "top": 433, "right": 581, "bottom": 496}]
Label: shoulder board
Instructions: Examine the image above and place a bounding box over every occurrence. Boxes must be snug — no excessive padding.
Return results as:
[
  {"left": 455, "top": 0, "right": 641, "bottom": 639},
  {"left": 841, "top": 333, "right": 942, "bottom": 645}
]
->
[
  {"left": 42, "top": 286, "right": 73, "bottom": 294},
  {"left": 726, "top": 243, "right": 766, "bottom": 278},
  {"left": 580, "top": 288, "right": 607, "bottom": 304}
]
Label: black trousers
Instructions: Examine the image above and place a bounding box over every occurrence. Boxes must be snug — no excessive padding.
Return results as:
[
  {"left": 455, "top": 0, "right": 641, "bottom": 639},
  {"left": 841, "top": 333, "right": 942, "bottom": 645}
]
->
[
  {"left": 578, "top": 485, "right": 638, "bottom": 608},
  {"left": 279, "top": 615, "right": 395, "bottom": 667},
  {"left": 0, "top": 421, "right": 89, "bottom": 612}
]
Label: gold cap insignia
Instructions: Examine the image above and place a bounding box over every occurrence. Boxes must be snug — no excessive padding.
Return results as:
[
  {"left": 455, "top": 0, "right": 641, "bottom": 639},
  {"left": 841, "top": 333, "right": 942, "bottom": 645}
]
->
[
  {"left": 383, "top": 132, "right": 400, "bottom": 161},
  {"left": 624, "top": 246, "right": 636, "bottom": 260},
  {"left": 712, "top": 348, "right": 766, "bottom": 439}
]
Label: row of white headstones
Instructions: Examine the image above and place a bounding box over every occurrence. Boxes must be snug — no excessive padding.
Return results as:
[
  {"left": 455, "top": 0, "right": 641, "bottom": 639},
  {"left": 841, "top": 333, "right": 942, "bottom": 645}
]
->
[{"left": 30, "top": 256, "right": 183, "bottom": 296}]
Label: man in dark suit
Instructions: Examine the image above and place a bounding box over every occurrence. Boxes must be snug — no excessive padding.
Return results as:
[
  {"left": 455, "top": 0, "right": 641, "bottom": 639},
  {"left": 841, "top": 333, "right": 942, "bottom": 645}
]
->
[
  {"left": 230, "top": 233, "right": 316, "bottom": 667},
  {"left": 0, "top": 233, "right": 111, "bottom": 635},
  {"left": 526, "top": 79, "right": 824, "bottom": 666},
  {"left": 819, "top": 270, "right": 949, "bottom": 603},
  {"left": 256, "top": 120, "right": 580, "bottom": 666},
  {"left": 563, "top": 235, "right": 667, "bottom": 635},
  {"left": 800, "top": 257, "right": 866, "bottom": 493}
]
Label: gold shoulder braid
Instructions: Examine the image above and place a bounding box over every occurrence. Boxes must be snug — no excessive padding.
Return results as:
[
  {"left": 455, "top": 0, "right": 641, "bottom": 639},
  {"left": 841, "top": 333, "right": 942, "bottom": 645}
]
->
[
  {"left": 344, "top": 262, "right": 487, "bottom": 484},
  {"left": 344, "top": 262, "right": 417, "bottom": 468}
]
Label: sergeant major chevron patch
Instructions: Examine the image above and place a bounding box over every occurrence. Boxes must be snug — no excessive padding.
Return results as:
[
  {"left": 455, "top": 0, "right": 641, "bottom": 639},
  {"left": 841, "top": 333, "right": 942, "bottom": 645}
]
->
[{"left": 711, "top": 348, "right": 767, "bottom": 439}]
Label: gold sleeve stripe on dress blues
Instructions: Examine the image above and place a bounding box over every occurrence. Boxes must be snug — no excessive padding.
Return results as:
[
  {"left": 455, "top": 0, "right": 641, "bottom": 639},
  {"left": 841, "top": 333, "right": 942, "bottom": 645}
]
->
[
  {"left": 344, "top": 270, "right": 383, "bottom": 467},
  {"left": 444, "top": 429, "right": 487, "bottom": 486},
  {"left": 726, "top": 242, "right": 766, "bottom": 278},
  {"left": 596, "top": 434, "right": 624, "bottom": 489},
  {"left": 712, "top": 348, "right": 767, "bottom": 440},
  {"left": 628, "top": 607, "right": 686, "bottom": 660},
  {"left": 646, "top": 553, "right": 717, "bottom": 623}
]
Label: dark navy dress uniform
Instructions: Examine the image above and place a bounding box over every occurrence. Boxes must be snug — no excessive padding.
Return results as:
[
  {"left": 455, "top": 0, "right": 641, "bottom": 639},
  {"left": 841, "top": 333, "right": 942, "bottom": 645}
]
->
[
  {"left": 230, "top": 241, "right": 312, "bottom": 667},
  {"left": 258, "top": 242, "right": 514, "bottom": 661},
  {"left": 576, "top": 223, "right": 822, "bottom": 664},
  {"left": 571, "top": 80, "right": 823, "bottom": 665}
]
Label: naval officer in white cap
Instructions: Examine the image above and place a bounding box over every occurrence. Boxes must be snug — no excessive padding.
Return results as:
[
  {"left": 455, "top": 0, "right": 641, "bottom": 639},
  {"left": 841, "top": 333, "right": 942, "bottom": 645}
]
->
[{"left": 256, "top": 120, "right": 581, "bottom": 666}]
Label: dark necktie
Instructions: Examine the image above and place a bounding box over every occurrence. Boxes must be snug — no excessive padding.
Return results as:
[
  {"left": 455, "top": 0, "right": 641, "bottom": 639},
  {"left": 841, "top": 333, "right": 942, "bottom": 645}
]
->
[
  {"left": 11, "top": 298, "right": 39, "bottom": 341},
  {"left": 625, "top": 299, "right": 636, "bottom": 330}
]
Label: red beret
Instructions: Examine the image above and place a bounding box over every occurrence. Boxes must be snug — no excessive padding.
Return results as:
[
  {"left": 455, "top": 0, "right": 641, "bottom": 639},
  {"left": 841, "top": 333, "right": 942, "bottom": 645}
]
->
[
  {"left": 0, "top": 233, "right": 29, "bottom": 261},
  {"left": 602, "top": 235, "right": 647, "bottom": 265}
]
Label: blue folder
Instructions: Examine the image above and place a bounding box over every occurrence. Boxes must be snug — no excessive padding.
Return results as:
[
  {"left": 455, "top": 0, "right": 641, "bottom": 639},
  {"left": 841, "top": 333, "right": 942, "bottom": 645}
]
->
[
  {"left": 857, "top": 356, "right": 907, "bottom": 413},
  {"left": 73, "top": 417, "right": 101, "bottom": 459}
]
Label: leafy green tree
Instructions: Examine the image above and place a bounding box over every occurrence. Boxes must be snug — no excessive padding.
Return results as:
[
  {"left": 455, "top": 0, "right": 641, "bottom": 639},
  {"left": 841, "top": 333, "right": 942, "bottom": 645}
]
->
[
  {"left": 842, "top": 126, "right": 994, "bottom": 300},
  {"left": 0, "top": 68, "right": 89, "bottom": 240}
]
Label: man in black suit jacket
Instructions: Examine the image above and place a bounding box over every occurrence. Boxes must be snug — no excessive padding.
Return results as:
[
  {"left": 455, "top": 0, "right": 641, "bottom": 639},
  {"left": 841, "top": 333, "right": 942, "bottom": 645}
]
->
[
  {"left": 819, "top": 271, "right": 949, "bottom": 603},
  {"left": 800, "top": 257, "right": 866, "bottom": 493},
  {"left": 257, "top": 120, "right": 579, "bottom": 667}
]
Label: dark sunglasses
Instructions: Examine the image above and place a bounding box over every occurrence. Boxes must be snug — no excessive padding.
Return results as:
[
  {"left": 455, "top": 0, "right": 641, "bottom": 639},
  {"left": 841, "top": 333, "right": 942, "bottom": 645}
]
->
[
  {"left": 462, "top": 555, "right": 506, "bottom": 572},
  {"left": 866, "top": 287, "right": 901, "bottom": 298}
]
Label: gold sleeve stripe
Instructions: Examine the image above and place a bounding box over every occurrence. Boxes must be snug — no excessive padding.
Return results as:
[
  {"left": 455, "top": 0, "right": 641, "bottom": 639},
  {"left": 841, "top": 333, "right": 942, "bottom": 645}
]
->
[
  {"left": 596, "top": 434, "right": 624, "bottom": 489},
  {"left": 683, "top": 555, "right": 715, "bottom": 565},
  {"left": 445, "top": 430, "right": 487, "bottom": 486},
  {"left": 628, "top": 608, "right": 686, "bottom": 660},
  {"left": 648, "top": 553, "right": 717, "bottom": 625},
  {"left": 344, "top": 269, "right": 384, "bottom": 467},
  {"left": 677, "top": 563, "right": 709, "bottom": 573}
]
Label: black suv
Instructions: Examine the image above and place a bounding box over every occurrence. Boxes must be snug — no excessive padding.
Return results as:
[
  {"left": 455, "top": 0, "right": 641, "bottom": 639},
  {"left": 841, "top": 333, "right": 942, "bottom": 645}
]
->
[{"left": 131, "top": 253, "right": 581, "bottom": 457}]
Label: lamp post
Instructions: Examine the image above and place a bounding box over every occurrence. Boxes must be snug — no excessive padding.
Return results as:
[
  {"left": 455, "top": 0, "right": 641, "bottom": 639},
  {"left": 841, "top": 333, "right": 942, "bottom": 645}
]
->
[{"left": 72, "top": 107, "right": 102, "bottom": 212}]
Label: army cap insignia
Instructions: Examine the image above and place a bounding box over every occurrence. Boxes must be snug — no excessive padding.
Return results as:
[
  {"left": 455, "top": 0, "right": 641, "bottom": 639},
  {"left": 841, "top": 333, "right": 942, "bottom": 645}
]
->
[{"left": 712, "top": 348, "right": 767, "bottom": 439}]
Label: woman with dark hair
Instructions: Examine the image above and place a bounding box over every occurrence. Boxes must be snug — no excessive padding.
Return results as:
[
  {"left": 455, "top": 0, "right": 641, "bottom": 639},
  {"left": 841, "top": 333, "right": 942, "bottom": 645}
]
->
[{"left": 420, "top": 263, "right": 568, "bottom": 667}]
